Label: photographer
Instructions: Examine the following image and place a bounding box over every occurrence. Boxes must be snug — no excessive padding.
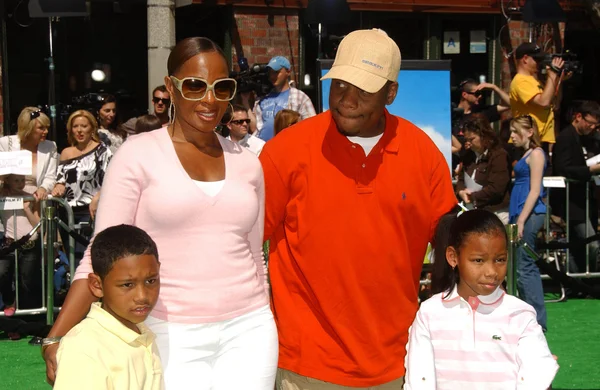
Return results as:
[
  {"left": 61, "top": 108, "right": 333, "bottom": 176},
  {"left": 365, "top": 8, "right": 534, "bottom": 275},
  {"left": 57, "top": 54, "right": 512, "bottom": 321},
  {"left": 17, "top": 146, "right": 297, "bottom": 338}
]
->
[
  {"left": 509, "top": 43, "right": 565, "bottom": 154},
  {"left": 254, "top": 56, "right": 315, "bottom": 142}
]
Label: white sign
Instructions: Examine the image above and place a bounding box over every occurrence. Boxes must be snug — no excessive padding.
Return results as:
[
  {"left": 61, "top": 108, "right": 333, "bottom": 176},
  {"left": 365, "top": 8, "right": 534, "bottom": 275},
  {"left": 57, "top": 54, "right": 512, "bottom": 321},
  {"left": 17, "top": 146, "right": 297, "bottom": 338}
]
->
[
  {"left": 0, "top": 151, "right": 33, "bottom": 176},
  {"left": 0, "top": 197, "right": 24, "bottom": 211},
  {"left": 585, "top": 155, "right": 600, "bottom": 185},
  {"left": 543, "top": 176, "right": 566, "bottom": 188},
  {"left": 470, "top": 30, "right": 487, "bottom": 54},
  {"left": 443, "top": 31, "right": 460, "bottom": 55}
]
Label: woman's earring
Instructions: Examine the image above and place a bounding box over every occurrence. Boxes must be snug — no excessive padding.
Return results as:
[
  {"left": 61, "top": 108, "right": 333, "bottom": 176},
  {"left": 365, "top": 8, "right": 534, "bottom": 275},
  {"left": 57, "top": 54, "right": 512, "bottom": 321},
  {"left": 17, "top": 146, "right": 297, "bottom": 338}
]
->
[{"left": 169, "top": 101, "right": 175, "bottom": 124}]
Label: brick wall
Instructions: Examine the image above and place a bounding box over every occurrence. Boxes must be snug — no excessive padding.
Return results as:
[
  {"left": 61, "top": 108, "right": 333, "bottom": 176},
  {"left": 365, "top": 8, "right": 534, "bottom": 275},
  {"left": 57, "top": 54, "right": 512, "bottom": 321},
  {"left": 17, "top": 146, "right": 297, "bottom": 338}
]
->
[
  {"left": 499, "top": 19, "right": 566, "bottom": 92},
  {"left": 231, "top": 9, "right": 300, "bottom": 82}
]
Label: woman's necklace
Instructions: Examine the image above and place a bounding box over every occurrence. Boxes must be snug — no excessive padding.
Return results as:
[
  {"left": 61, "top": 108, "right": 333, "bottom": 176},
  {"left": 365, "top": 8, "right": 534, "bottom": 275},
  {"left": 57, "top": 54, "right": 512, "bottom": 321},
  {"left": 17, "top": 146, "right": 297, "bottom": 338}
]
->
[{"left": 75, "top": 141, "right": 97, "bottom": 157}]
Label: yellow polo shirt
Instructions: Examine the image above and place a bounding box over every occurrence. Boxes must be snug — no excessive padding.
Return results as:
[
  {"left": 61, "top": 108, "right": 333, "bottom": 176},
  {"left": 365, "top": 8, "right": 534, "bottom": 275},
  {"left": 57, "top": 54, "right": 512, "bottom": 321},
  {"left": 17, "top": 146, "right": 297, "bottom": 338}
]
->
[
  {"left": 509, "top": 73, "right": 555, "bottom": 143},
  {"left": 54, "top": 303, "right": 164, "bottom": 390}
]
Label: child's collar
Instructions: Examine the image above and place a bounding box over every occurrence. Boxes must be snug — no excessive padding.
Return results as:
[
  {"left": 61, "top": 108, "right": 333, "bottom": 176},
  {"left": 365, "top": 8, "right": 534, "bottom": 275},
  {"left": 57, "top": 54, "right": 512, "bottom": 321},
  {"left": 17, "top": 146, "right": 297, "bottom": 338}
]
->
[{"left": 441, "top": 285, "right": 505, "bottom": 310}]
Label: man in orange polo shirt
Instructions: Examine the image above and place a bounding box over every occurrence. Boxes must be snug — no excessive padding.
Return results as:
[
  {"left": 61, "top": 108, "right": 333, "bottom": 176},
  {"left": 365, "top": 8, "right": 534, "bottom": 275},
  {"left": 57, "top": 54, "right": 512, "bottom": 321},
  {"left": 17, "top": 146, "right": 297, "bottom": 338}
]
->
[{"left": 260, "top": 29, "right": 457, "bottom": 389}]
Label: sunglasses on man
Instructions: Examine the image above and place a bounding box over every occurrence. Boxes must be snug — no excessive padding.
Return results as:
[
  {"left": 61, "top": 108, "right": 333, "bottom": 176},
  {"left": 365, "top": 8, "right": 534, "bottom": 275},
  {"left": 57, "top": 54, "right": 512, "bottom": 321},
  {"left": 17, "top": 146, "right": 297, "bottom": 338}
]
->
[
  {"left": 170, "top": 76, "right": 237, "bottom": 101},
  {"left": 231, "top": 119, "right": 251, "bottom": 125},
  {"left": 153, "top": 97, "right": 171, "bottom": 105}
]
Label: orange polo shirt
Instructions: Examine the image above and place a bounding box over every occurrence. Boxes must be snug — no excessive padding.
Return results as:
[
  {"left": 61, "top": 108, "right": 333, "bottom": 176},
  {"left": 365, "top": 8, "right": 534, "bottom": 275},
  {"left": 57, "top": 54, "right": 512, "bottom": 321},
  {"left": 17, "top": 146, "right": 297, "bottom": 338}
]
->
[{"left": 260, "top": 110, "right": 457, "bottom": 387}]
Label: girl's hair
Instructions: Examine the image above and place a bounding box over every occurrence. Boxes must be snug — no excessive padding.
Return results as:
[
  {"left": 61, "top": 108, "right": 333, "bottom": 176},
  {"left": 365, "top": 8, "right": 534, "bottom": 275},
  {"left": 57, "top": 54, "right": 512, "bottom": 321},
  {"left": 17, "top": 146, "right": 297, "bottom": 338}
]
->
[
  {"left": 510, "top": 115, "right": 541, "bottom": 149},
  {"left": 167, "top": 37, "right": 227, "bottom": 76},
  {"left": 135, "top": 115, "right": 163, "bottom": 134},
  {"left": 461, "top": 113, "right": 500, "bottom": 150},
  {"left": 17, "top": 107, "right": 51, "bottom": 143},
  {"left": 66, "top": 110, "right": 100, "bottom": 146},
  {"left": 274, "top": 109, "right": 301, "bottom": 135},
  {"left": 431, "top": 209, "right": 508, "bottom": 297}
]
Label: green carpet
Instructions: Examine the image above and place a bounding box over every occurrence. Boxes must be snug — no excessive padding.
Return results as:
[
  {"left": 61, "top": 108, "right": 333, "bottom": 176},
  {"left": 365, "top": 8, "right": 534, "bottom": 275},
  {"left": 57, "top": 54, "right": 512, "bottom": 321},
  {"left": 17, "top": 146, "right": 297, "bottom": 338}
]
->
[{"left": 0, "top": 300, "right": 599, "bottom": 389}]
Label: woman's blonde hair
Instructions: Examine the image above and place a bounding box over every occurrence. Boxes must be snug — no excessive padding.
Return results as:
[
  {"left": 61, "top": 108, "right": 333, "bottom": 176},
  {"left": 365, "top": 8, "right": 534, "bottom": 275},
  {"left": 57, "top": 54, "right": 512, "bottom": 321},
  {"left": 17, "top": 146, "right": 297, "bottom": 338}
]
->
[
  {"left": 510, "top": 115, "right": 542, "bottom": 149},
  {"left": 66, "top": 110, "right": 100, "bottom": 146},
  {"left": 274, "top": 109, "right": 301, "bottom": 136},
  {"left": 17, "top": 107, "right": 50, "bottom": 143}
]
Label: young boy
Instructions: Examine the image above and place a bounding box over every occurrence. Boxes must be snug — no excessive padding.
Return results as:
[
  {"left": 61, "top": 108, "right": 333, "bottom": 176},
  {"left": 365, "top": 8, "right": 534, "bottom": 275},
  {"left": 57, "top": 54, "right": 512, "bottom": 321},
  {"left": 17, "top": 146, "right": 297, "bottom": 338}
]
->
[{"left": 53, "top": 224, "right": 163, "bottom": 389}]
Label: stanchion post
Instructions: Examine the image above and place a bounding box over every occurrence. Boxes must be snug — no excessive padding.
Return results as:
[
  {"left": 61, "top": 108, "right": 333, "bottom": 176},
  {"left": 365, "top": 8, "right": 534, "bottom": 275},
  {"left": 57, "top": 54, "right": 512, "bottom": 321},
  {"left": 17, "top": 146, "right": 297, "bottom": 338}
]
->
[
  {"left": 585, "top": 181, "right": 590, "bottom": 274},
  {"left": 506, "top": 224, "right": 519, "bottom": 296},
  {"left": 44, "top": 202, "right": 57, "bottom": 325}
]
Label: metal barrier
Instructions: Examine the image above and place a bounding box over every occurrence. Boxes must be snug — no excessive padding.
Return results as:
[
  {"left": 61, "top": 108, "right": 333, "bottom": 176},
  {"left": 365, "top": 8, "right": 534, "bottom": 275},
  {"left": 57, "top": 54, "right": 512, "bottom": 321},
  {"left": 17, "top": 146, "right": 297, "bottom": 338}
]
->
[
  {"left": 543, "top": 177, "right": 600, "bottom": 279},
  {"left": 0, "top": 196, "right": 76, "bottom": 325}
]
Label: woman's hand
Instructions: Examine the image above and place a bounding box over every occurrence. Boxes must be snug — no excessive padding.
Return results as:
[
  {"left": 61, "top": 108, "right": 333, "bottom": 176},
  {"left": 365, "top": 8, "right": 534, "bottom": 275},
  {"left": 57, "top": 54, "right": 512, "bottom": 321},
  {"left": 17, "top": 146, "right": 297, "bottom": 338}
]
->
[
  {"left": 89, "top": 192, "right": 101, "bottom": 220},
  {"left": 33, "top": 187, "right": 47, "bottom": 201},
  {"left": 43, "top": 343, "right": 59, "bottom": 385},
  {"left": 517, "top": 218, "right": 525, "bottom": 239},
  {"left": 458, "top": 189, "right": 472, "bottom": 204},
  {"left": 51, "top": 184, "right": 66, "bottom": 198}
]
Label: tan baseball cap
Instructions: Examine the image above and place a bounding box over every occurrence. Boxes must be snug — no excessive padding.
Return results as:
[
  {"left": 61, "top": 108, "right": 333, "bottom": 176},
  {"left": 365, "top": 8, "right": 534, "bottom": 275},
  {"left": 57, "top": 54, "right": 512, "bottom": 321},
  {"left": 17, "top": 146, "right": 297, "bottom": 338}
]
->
[{"left": 321, "top": 28, "right": 401, "bottom": 94}]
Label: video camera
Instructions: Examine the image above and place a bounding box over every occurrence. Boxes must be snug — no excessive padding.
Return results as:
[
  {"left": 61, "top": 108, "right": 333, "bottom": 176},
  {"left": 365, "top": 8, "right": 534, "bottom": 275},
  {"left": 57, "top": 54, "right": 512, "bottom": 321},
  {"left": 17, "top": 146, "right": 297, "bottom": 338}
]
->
[
  {"left": 230, "top": 58, "right": 271, "bottom": 97},
  {"left": 541, "top": 51, "right": 582, "bottom": 74}
]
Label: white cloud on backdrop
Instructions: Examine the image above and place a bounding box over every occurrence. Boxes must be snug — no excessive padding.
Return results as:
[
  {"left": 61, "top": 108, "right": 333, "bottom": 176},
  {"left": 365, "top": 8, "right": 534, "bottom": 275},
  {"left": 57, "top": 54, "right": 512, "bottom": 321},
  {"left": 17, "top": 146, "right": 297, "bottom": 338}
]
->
[{"left": 418, "top": 125, "right": 450, "bottom": 154}]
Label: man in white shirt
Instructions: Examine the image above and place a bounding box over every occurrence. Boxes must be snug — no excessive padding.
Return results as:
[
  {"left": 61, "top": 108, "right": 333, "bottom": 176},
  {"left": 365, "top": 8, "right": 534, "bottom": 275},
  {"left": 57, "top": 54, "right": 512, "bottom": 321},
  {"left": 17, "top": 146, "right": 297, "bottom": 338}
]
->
[{"left": 227, "top": 104, "right": 265, "bottom": 156}]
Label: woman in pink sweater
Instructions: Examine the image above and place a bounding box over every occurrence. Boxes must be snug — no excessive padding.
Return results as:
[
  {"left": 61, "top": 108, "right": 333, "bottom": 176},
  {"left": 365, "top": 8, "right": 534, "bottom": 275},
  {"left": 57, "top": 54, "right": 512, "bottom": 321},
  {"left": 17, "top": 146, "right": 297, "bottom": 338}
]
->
[{"left": 43, "top": 38, "right": 277, "bottom": 389}]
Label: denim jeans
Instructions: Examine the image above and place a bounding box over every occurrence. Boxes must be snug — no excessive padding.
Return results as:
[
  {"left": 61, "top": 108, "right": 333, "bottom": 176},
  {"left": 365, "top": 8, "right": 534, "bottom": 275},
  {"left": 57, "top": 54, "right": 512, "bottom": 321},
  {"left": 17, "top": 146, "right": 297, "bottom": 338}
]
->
[
  {"left": 567, "top": 219, "right": 599, "bottom": 274},
  {"left": 516, "top": 213, "right": 547, "bottom": 330},
  {"left": 0, "top": 240, "right": 42, "bottom": 309}
]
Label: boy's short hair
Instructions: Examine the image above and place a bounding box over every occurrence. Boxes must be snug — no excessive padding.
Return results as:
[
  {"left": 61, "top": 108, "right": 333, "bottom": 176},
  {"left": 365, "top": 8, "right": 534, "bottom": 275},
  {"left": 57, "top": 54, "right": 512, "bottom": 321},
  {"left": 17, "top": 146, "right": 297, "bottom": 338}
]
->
[{"left": 91, "top": 224, "right": 159, "bottom": 279}]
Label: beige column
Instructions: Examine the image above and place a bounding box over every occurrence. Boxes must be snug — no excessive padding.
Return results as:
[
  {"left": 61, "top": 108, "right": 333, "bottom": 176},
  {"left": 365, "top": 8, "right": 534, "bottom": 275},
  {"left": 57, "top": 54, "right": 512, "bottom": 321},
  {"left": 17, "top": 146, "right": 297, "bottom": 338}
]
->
[{"left": 147, "top": 0, "right": 176, "bottom": 112}]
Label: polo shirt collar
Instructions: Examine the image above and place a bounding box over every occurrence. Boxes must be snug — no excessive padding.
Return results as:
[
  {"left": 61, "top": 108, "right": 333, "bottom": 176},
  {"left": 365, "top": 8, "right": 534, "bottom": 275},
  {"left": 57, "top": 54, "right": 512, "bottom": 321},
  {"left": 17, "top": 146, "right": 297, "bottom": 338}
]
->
[
  {"left": 324, "top": 109, "right": 401, "bottom": 152},
  {"left": 441, "top": 285, "right": 505, "bottom": 310},
  {"left": 87, "top": 302, "right": 155, "bottom": 347}
]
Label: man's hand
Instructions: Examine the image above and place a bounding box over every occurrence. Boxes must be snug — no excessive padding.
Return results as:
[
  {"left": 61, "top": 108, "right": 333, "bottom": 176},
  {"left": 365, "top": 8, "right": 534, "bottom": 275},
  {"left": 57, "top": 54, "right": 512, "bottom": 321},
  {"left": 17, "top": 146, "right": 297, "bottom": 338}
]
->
[
  {"left": 590, "top": 163, "right": 600, "bottom": 174},
  {"left": 547, "top": 57, "right": 565, "bottom": 79},
  {"left": 475, "top": 82, "right": 498, "bottom": 93}
]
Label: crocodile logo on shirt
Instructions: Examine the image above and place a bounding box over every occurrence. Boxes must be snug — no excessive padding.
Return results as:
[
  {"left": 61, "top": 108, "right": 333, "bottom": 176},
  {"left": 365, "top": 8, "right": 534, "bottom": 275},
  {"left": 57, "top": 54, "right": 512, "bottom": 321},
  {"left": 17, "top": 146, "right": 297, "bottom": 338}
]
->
[{"left": 492, "top": 335, "right": 502, "bottom": 340}]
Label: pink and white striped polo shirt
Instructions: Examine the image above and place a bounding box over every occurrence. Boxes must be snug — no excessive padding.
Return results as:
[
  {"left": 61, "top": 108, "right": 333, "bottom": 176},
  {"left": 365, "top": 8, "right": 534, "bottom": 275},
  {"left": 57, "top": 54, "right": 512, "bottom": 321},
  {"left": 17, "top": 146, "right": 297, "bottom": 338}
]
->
[{"left": 404, "top": 286, "right": 558, "bottom": 390}]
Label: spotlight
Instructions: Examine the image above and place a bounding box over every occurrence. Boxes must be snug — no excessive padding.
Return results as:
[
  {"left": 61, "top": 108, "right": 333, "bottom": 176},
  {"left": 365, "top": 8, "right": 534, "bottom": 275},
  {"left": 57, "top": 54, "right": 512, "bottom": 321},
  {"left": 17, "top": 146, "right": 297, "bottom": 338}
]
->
[{"left": 91, "top": 70, "right": 106, "bottom": 82}]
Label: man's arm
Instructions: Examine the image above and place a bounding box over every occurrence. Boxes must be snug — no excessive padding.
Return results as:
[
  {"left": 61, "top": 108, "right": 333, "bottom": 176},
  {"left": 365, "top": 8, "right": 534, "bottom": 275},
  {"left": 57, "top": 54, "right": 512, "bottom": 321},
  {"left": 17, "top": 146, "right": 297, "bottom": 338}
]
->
[
  {"left": 253, "top": 100, "right": 264, "bottom": 133},
  {"left": 531, "top": 58, "right": 565, "bottom": 108},
  {"left": 476, "top": 82, "right": 511, "bottom": 111},
  {"left": 259, "top": 149, "right": 290, "bottom": 242}
]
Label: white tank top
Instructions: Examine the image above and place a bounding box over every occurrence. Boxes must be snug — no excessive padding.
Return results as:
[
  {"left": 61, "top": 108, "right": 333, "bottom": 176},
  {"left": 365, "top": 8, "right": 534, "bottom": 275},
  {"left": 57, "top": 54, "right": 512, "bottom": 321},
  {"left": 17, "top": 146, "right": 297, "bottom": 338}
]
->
[{"left": 193, "top": 180, "right": 225, "bottom": 197}]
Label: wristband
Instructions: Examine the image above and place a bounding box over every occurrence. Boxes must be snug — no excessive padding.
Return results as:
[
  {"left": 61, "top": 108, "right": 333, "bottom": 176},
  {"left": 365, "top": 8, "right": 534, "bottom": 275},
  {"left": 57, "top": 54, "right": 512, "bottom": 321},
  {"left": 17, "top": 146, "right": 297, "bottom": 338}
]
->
[
  {"left": 42, "top": 336, "right": 62, "bottom": 346},
  {"left": 41, "top": 337, "right": 62, "bottom": 353},
  {"left": 549, "top": 64, "right": 562, "bottom": 74}
]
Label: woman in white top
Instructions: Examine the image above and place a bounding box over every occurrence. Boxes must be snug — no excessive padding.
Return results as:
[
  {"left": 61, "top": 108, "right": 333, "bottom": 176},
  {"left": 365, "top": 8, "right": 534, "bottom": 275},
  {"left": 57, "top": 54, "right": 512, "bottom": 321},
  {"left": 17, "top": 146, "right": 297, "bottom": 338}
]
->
[
  {"left": 96, "top": 94, "right": 127, "bottom": 155},
  {"left": 0, "top": 107, "right": 59, "bottom": 199}
]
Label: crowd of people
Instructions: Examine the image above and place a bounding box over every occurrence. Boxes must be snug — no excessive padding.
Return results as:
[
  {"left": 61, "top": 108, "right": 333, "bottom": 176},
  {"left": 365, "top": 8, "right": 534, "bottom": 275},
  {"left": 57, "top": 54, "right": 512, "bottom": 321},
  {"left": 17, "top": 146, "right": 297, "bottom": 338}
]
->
[{"left": 0, "top": 27, "right": 597, "bottom": 390}]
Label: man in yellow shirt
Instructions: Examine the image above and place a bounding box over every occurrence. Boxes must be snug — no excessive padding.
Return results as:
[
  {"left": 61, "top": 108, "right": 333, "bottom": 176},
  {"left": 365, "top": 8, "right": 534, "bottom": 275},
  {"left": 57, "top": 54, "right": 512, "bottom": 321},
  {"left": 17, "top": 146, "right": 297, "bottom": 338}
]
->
[
  {"left": 52, "top": 225, "right": 163, "bottom": 390},
  {"left": 509, "top": 42, "right": 565, "bottom": 152}
]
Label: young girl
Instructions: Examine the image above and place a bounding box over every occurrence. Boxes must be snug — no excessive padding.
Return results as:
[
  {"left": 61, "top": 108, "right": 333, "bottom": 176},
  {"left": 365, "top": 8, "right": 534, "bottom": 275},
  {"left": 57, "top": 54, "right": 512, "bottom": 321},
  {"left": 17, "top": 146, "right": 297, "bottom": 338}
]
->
[
  {"left": 509, "top": 115, "right": 548, "bottom": 331},
  {"left": 0, "top": 174, "right": 42, "bottom": 317},
  {"left": 404, "top": 209, "right": 558, "bottom": 390}
]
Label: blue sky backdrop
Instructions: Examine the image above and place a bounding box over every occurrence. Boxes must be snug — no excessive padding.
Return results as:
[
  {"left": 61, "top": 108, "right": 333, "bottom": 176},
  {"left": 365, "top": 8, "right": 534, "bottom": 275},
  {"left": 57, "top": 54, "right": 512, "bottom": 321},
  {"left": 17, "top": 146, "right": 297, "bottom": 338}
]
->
[{"left": 320, "top": 68, "right": 452, "bottom": 173}]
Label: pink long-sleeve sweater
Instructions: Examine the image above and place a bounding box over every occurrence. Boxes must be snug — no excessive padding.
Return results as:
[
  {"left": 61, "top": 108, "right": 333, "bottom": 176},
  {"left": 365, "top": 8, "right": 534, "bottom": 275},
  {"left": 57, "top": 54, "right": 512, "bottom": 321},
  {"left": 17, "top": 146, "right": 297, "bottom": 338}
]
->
[{"left": 74, "top": 128, "right": 269, "bottom": 323}]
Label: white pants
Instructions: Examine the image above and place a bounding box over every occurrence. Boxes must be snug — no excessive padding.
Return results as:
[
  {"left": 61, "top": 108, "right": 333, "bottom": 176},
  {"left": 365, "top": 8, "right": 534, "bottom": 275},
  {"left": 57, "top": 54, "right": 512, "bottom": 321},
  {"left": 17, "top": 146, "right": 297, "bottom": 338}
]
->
[{"left": 146, "top": 305, "right": 278, "bottom": 390}]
